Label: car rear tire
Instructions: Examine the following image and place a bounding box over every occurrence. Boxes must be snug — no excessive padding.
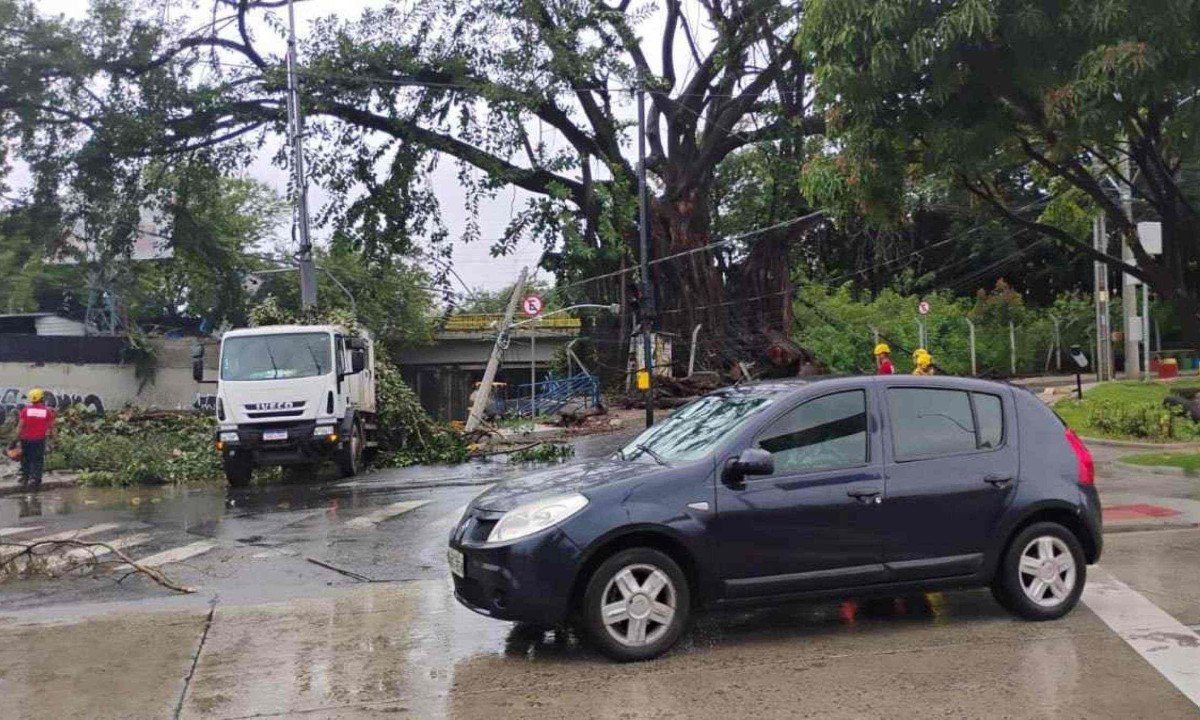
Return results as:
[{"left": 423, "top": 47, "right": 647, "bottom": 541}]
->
[
  {"left": 581, "top": 548, "right": 690, "bottom": 662},
  {"left": 993, "top": 522, "right": 1086, "bottom": 621},
  {"left": 223, "top": 457, "right": 252, "bottom": 487}
]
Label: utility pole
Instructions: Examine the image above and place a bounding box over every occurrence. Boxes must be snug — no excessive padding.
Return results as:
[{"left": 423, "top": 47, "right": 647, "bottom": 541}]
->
[
  {"left": 286, "top": 0, "right": 317, "bottom": 309},
  {"left": 1119, "top": 153, "right": 1138, "bottom": 378},
  {"left": 636, "top": 81, "right": 655, "bottom": 428},
  {"left": 1093, "top": 215, "right": 1113, "bottom": 381},
  {"left": 464, "top": 268, "right": 527, "bottom": 433}
]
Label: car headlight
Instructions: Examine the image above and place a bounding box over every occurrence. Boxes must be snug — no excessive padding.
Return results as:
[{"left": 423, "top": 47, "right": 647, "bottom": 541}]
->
[
  {"left": 219, "top": 432, "right": 238, "bottom": 442},
  {"left": 486, "top": 494, "right": 588, "bottom": 544},
  {"left": 312, "top": 425, "right": 336, "bottom": 437}
]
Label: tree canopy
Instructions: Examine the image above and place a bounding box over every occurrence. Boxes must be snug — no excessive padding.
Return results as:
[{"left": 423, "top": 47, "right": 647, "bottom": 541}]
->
[{"left": 804, "top": 0, "right": 1200, "bottom": 340}]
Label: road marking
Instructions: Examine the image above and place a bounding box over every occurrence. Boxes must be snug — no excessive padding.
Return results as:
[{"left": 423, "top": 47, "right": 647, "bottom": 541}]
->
[
  {"left": 344, "top": 500, "right": 429, "bottom": 529},
  {"left": 0, "top": 526, "right": 43, "bottom": 537},
  {"left": 43, "top": 533, "right": 153, "bottom": 572},
  {"left": 118, "top": 541, "right": 218, "bottom": 570},
  {"left": 0, "top": 523, "right": 124, "bottom": 560},
  {"left": 1083, "top": 566, "right": 1200, "bottom": 708}
]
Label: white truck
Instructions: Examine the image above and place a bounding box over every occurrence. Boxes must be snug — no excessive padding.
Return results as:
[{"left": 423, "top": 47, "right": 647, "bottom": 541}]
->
[{"left": 193, "top": 324, "right": 377, "bottom": 486}]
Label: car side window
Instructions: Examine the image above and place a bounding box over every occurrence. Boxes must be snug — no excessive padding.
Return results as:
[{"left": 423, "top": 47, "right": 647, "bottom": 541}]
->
[
  {"left": 756, "top": 390, "right": 868, "bottom": 474},
  {"left": 888, "top": 388, "right": 977, "bottom": 461},
  {"left": 972, "top": 392, "right": 1004, "bottom": 449}
]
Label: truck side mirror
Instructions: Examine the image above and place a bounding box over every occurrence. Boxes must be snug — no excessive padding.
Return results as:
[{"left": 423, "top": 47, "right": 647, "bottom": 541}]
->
[
  {"left": 350, "top": 348, "right": 365, "bottom": 375},
  {"left": 191, "top": 345, "right": 205, "bottom": 383}
]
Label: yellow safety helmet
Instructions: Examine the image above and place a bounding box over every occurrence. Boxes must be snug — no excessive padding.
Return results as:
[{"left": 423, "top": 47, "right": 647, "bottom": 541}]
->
[
  {"left": 873, "top": 343, "right": 891, "bottom": 356},
  {"left": 916, "top": 352, "right": 933, "bottom": 368},
  {"left": 912, "top": 347, "right": 929, "bottom": 362},
  {"left": 28, "top": 388, "right": 44, "bottom": 403}
]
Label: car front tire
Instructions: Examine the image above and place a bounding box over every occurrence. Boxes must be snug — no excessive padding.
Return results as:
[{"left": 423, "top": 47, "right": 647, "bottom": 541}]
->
[
  {"left": 581, "top": 547, "right": 690, "bottom": 662},
  {"left": 993, "top": 522, "right": 1086, "bottom": 621}
]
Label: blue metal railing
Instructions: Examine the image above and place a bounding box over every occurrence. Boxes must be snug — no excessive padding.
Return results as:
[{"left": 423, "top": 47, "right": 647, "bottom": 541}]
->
[{"left": 508, "top": 372, "right": 600, "bottom": 417}]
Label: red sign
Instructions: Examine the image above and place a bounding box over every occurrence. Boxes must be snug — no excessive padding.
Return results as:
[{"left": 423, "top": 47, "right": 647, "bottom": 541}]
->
[
  {"left": 917, "top": 300, "right": 931, "bottom": 315},
  {"left": 521, "top": 295, "right": 543, "bottom": 317}
]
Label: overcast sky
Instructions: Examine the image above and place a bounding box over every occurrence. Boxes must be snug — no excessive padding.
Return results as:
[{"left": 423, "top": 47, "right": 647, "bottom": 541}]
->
[{"left": 29, "top": 0, "right": 548, "bottom": 294}]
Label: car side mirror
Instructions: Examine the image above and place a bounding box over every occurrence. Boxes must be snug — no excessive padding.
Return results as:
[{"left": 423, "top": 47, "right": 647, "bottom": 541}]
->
[
  {"left": 723, "top": 448, "right": 774, "bottom": 485},
  {"left": 349, "top": 348, "right": 365, "bottom": 375}
]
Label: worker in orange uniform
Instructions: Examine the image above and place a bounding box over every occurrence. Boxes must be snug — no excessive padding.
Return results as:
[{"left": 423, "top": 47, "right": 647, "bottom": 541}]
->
[
  {"left": 15, "top": 388, "right": 56, "bottom": 490},
  {"left": 874, "top": 343, "right": 895, "bottom": 375}
]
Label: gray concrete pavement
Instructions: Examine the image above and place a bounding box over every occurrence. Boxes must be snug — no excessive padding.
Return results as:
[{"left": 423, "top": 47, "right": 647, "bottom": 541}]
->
[{"left": 1, "top": 428, "right": 1199, "bottom": 718}]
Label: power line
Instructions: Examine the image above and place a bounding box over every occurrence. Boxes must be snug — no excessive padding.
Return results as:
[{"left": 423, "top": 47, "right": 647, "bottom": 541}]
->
[{"left": 560, "top": 210, "right": 825, "bottom": 291}]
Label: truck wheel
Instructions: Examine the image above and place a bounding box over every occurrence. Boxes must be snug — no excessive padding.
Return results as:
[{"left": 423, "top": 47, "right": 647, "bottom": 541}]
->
[
  {"left": 337, "top": 421, "right": 364, "bottom": 478},
  {"left": 224, "top": 458, "right": 253, "bottom": 487}
]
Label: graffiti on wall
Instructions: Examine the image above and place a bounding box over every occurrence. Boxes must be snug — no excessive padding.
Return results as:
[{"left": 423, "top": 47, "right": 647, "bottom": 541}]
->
[{"left": 0, "top": 387, "right": 105, "bottom": 424}]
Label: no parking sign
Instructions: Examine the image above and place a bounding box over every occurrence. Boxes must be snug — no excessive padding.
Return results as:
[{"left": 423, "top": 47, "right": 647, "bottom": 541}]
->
[{"left": 521, "top": 295, "right": 543, "bottom": 317}]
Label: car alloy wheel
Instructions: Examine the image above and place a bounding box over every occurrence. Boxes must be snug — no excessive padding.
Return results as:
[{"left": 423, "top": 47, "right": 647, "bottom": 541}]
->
[
  {"left": 1018, "top": 535, "right": 1076, "bottom": 608},
  {"left": 600, "top": 563, "right": 678, "bottom": 647}
]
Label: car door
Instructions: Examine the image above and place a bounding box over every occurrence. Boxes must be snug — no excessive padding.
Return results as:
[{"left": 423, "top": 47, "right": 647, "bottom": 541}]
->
[
  {"left": 714, "top": 388, "right": 887, "bottom": 599},
  {"left": 880, "top": 384, "right": 1018, "bottom": 580}
]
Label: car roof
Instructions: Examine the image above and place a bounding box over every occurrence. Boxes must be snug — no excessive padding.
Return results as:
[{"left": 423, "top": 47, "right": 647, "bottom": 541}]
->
[{"left": 715, "top": 374, "right": 1018, "bottom": 401}]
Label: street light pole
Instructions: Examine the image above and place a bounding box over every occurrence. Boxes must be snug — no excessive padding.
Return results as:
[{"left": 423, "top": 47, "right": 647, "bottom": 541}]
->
[
  {"left": 286, "top": 0, "right": 317, "bottom": 310},
  {"left": 637, "top": 80, "right": 655, "bottom": 429}
]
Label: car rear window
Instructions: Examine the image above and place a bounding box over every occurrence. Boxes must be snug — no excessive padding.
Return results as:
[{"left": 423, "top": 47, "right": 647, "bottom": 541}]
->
[
  {"left": 888, "top": 388, "right": 977, "bottom": 460},
  {"left": 973, "top": 392, "right": 1004, "bottom": 449}
]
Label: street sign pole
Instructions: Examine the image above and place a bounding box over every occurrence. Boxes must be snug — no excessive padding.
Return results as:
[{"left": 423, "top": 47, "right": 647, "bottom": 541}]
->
[{"left": 637, "top": 80, "right": 654, "bottom": 428}]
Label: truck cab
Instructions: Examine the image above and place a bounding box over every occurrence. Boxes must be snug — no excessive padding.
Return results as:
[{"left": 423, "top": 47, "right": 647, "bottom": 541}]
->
[{"left": 195, "top": 324, "right": 377, "bottom": 486}]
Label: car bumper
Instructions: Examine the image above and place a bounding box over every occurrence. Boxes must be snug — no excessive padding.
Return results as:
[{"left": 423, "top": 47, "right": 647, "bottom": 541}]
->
[
  {"left": 1080, "top": 485, "right": 1104, "bottom": 562},
  {"left": 449, "top": 526, "right": 583, "bottom": 626}
]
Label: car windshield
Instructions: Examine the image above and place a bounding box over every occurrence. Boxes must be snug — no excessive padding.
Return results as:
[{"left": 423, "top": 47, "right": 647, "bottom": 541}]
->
[
  {"left": 220, "top": 333, "right": 332, "bottom": 381},
  {"left": 618, "top": 393, "right": 774, "bottom": 464}
]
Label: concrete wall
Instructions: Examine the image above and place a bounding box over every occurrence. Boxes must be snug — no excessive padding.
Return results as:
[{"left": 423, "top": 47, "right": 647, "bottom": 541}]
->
[{"left": 0, "top": 338, "right": 218, "bottom": 423}]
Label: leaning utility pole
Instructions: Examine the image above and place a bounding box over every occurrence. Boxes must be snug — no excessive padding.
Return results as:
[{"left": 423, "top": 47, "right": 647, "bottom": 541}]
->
[
  {"left": 464, "top": 268, "right": 528, "bottom": 433},
  {"left": 286, "top": 0, "right": 317, "bottom": 309},
  {"left": 636, "top": 81, "right": 655, "bottom": 429}
]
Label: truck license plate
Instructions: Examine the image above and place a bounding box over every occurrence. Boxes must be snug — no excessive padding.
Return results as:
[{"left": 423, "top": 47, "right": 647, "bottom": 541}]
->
[
  {"left": 263, "top": 430, "right": 288, "bottom": 442},
  {"left": 448, "top": 547, "right": 464, "bottom": 578}
]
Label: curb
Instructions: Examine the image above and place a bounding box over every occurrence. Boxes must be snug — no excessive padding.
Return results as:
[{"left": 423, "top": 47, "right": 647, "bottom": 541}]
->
[
  {"left": 0, "top": 476, "right": 77, "bottom": 497},
  {"left": 1105, "top": 521, "right": 1200, "bottom": 534},
  {"left": 1112, "top": 460, "right": 1197, "bottom": 478},
  {"left": 1079, "top": 436, "right": 1200, "bottom": 450}
]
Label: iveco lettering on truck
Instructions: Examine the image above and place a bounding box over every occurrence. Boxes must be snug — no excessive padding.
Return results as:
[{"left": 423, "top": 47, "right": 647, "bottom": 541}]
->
[{"left": 193, "top": 325, "right": 377, "bottom": 486}]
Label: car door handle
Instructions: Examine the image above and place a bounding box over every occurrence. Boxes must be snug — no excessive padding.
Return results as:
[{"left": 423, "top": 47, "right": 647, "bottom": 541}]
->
[
  {"left": 847, "top": 487, "right": 883, "bottom": 503},
  {"left": 984, "top": 475, "right": 1014, "bottom": 488}
]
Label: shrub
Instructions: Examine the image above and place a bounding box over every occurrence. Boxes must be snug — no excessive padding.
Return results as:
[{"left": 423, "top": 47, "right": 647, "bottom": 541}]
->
[{"left": 1085, "top": 400, "right": 1199, "bottom": 441}]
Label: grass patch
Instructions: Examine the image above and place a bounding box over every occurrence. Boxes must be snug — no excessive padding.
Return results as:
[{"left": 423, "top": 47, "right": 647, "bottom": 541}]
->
[
  {"left": 1121, "top": 451, "right": 1200, "bottom": 476},
  {"left": 1054, "top": 380, "right": 1200, "bottom": 442}
]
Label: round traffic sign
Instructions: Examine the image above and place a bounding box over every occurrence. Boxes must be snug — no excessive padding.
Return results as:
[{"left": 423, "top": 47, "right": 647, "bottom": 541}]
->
[
  {"left": 917, "top": 300, "right": 931, "bottom": 315},
  {"left": 521, "top": 294, "right": 543, "bottom": 317}
]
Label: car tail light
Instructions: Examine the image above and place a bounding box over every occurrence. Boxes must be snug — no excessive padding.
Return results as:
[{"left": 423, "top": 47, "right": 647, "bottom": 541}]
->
[{"left": 1064, "top": 428, "right": 1094, "bottom": 486}]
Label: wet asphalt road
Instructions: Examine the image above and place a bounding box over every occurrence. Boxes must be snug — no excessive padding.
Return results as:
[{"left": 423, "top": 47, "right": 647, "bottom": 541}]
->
[{"left": 1, "top": 431, "right": 1199, "bottom": 718}]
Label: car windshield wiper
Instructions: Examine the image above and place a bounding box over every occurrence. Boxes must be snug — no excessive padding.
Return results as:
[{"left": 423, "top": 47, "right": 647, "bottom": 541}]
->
[{"left": 634, "top": 443, "right": 669, "bottom": 466}]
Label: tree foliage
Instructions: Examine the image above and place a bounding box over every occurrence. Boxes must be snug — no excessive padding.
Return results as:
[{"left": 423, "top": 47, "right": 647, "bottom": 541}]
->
[{"left": 804, "top": 0, "right": 1200, "bottom": 340}]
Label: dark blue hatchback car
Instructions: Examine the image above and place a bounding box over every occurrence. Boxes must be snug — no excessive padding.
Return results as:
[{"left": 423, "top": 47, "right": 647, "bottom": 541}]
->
[{"left": 449, "top": 376, "right": 1101, "bottom": 661}]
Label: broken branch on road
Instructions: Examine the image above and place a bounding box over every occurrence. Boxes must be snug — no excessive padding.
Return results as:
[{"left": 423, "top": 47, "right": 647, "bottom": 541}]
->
[{"left": 0, "top": 539, "right": 196, "bottom": 594}]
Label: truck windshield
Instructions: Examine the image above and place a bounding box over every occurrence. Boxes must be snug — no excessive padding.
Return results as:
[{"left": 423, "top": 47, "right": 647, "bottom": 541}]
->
[
  {"left": 618, "top": 393, "right": 774, "bottom": 464},
  {"left": 220, "top": 333, "right": 332, "bottom": 381}
]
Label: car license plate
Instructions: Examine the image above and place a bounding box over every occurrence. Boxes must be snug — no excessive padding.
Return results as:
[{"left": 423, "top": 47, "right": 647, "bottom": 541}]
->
[
  {"left": 448, "top": 547, "right": 465, "bottom": 578},
  {"left": 263, "top": 430, "right": 288, "bottom": 442}
]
